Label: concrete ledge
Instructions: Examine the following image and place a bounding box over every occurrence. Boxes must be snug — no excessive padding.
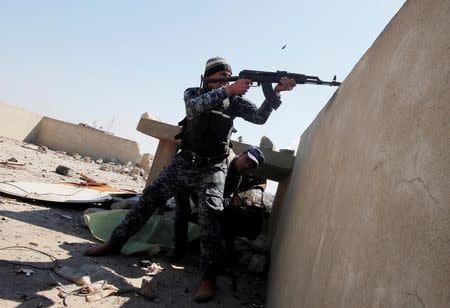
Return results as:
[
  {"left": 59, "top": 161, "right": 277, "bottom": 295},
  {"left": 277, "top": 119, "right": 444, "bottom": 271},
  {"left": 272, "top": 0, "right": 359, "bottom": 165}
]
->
[
  {"left": 136, "top": 117, "right": 295, "bottom": 181},
  {"left": 136, "top": 117, "right": 181, "bottom": 142}
]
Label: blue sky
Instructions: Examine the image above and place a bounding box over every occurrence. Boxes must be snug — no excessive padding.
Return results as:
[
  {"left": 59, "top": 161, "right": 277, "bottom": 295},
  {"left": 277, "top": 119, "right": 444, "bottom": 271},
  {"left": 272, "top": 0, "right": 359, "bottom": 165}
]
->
[{"left": 0, "top": 1, "right": 405, "bottom": 191}]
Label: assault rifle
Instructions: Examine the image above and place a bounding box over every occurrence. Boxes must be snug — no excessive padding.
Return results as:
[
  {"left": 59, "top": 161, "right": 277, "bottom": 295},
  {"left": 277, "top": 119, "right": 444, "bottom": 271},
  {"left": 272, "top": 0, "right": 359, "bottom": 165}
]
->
[{"left": 202, "top": 70, "right": 341, "bottom": 110}]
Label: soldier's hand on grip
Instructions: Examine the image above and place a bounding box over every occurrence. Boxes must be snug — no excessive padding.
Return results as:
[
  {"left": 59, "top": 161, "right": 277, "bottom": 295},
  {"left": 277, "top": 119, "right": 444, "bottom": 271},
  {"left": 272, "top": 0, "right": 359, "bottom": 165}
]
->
[{"left": 225, "top": 79, "right": 253, "bottom": 96}]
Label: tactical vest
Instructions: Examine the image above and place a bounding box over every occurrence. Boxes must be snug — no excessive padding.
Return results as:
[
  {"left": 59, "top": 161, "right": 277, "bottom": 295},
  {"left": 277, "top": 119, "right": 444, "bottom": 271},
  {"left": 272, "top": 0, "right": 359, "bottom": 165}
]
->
[{"left": 177, "top": 110, "right": 234, "bottom": 158}]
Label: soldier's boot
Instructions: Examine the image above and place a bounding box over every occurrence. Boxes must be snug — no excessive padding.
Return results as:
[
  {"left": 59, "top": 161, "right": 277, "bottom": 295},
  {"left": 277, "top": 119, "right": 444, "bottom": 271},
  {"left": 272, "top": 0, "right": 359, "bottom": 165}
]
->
[
  {"left": 83, "top": 243, "right": 118, "bottom": 256},
  {"left": 193, "top": 279, "right": 216, "bottom": 303}
]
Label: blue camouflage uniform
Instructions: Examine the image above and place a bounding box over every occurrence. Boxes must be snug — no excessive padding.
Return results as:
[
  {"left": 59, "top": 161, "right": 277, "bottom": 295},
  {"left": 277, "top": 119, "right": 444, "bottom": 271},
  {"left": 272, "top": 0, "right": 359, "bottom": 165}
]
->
[
  {"left": 173, "top": 152, "right": 243, "bottom": 257},
  {"left": 108, "top": 86, "right": 277, "bottom": 280}
]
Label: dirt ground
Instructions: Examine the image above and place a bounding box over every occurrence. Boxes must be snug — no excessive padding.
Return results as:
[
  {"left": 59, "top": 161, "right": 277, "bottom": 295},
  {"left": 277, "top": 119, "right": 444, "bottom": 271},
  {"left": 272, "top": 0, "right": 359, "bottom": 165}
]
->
[{"left": 0, "top": 136, "right": 266, "bottom": 307}]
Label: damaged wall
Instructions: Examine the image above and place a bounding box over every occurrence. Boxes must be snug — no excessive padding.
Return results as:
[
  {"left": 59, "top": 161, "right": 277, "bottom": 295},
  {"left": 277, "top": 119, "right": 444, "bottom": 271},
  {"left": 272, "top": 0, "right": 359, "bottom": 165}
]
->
[
  {"left": 36, "top": 117, "right": 141, "bottom": 163},
  {"left": 0, "top": 102, "right": 43, "bottom": 142},
  {"left": 267, "top": 0, "right": 450, "bottom": 307},
  {"left": 0, "top": 102, "right": 141, "bottom": 163}
]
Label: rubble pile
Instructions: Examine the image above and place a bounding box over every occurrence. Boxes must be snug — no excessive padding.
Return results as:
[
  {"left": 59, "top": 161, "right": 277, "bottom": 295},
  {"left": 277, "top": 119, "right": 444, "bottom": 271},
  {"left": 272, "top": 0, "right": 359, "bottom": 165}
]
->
[{"left": 0, "top": 136, "right": 151, "bottom": 190}]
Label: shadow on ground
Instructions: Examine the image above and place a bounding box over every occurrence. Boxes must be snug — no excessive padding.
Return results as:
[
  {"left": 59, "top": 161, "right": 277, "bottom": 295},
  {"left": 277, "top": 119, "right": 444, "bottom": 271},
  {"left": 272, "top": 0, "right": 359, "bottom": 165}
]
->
[
  {"left": 0, "top": 243, "right": 265, "bottom": 307},
  {"left": 0, "top": 197, "right": 266, "bottom": 307}
]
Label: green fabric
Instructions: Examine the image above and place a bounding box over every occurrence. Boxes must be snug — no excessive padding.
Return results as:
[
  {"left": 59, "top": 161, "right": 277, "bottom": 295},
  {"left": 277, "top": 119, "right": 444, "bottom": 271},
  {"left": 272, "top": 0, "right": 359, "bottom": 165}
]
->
[{"left": 84, "top": 210, "right": 201, "bottom": 255}]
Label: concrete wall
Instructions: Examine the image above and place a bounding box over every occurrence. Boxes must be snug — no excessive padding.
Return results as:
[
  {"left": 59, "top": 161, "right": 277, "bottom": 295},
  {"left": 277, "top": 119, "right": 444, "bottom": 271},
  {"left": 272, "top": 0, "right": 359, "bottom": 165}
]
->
[
  {"left": 36, "top": 117, "right": 141, "bottom": 163},
  {"left": 0, "top": 102, "right": 43, "bottom": 142},
  {"left": 0, "top": 102, "right": 141, "bottom": 163},
  {"left": 267, "top": 1, "right": 450, "bottom": 307}
]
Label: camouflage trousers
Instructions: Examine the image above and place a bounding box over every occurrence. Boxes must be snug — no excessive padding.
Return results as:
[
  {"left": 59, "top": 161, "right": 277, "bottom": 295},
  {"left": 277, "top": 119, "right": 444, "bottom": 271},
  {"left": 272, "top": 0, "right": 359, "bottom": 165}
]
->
[
  {"left": 173, "top": 191, "right": 196, "bottom": 257},
  {"left": 108, "top": 152, "right": 228, "bottom": 280},
  {"left": 174, "top": 190, "right": 227, "bottom": 280}
]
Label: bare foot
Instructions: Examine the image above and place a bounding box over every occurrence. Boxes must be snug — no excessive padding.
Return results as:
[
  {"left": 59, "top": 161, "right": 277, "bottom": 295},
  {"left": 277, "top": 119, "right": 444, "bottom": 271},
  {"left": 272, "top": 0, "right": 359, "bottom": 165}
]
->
[
  {"left": 193, "top": 279, "right": 216, "bottom": 302},
  {"left": 83, "top": 243, "right": 118, "bottom": 256}
]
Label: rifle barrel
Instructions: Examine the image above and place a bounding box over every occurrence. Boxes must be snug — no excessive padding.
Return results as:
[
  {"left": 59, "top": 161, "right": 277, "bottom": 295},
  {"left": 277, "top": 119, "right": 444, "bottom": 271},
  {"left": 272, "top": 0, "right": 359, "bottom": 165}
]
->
[
  {"left": 302, "top": 75, "right": 341, "bottom": 86},
  {"left": 203, "top": 73, "right": 341, "bottom": 86}
]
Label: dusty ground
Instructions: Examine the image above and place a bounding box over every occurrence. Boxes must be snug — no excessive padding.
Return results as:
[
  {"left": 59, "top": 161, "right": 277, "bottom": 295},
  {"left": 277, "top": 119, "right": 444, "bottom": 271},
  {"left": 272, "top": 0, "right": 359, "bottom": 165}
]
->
[{"left": 0, "top": 136, "right": 266, "bottom": 307}]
